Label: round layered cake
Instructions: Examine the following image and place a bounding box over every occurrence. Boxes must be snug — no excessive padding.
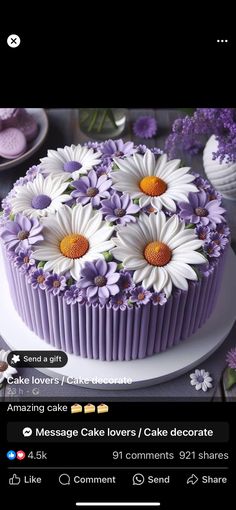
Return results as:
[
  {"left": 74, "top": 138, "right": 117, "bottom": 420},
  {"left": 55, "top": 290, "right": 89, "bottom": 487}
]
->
[{"left": 0, "top": 140, "right": 230, "bottom": 360}]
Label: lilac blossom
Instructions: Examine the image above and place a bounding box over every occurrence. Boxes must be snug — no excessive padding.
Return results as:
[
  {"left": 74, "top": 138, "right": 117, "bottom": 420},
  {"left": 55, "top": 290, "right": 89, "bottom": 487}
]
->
[{"left": 226, "top": 347, "right": 236, "bottom": 369}]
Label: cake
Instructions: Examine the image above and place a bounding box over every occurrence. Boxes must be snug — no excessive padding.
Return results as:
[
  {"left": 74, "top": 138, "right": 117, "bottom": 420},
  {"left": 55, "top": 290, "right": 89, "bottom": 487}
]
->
[{"left": 0, "top": 140, "right": 230, "bottom": 361}]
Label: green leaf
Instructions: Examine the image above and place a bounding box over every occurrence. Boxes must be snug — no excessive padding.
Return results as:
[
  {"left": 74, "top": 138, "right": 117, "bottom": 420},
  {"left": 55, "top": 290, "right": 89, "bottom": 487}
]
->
[
  {"left": 117, "top": 263, "right": 124, "bottom": 270},
  {"left": 103, "top": 251, "right": 113, "bottom": 262},
  {"left": 37, "top": 261, "right": 46, "bottom": 268},
  {"left": 9, "top": 213, "right": 15, "bottom": 221},
  {"left": 133, "top": 198, "right": 140, "bottom": 205},
  {"left": 185, "top": 223, "right": 195, "bottom": 229},
  {"left": 225, "top": 367, "right": 236, "bottom": 390},
  {"left": 66, "top": 277, "right": 75, "bottom": 287}
]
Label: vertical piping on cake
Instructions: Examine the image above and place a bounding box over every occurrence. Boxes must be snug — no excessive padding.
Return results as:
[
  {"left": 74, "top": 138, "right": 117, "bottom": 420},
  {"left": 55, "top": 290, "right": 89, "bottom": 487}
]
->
[{"left": 125, "top": 306, "right": 134, "bottom": 361}]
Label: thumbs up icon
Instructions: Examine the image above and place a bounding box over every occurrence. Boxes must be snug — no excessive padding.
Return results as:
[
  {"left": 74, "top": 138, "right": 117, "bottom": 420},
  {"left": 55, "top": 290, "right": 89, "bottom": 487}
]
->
[{"left": 9, "top": 474, "right": 21, "bottom": 485}]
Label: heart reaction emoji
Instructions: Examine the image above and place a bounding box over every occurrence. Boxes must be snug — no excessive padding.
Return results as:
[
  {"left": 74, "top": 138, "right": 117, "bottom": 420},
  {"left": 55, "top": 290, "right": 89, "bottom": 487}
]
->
[{"left": 17, "top": 450, "right": 26, "bottom": 461}]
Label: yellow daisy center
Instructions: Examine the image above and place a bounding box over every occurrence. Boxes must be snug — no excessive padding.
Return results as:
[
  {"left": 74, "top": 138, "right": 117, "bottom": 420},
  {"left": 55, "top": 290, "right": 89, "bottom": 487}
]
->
[
  {"left": 139, "top": 176, "right": 167, "bottom": 196},
  {"left": 144, "top": 241, "right": 172, "bottom": 266},
  {"left": 60, "top": 234, "right": 89, "bottom": 259}
]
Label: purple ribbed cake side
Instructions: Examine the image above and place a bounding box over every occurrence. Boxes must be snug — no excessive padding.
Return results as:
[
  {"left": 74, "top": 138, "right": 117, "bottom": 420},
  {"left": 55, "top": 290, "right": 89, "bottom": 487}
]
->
[{"left": 1, "top": 243, "right": 228, "bottom": 361}]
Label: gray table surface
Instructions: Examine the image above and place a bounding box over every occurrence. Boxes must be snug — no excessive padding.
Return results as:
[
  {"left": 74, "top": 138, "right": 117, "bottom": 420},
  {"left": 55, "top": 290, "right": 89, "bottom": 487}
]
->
[{"left": 1, "top": 109, "right": 236, "bottom": 401}]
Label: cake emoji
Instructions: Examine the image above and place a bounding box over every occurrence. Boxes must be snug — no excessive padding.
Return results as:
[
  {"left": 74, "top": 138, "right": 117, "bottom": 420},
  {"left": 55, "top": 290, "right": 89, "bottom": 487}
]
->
[
  {"left": 0, "top": 140, "right": 230, "bottom": 360},
  {"left": 97, "top": 403, "right": 109, "bottom": 414},
  {"left": 71, "top": 403, "right": 82, "bottom": 414},
  {"left": 84, "top": 403, "right": 96, "bottom": 414}
]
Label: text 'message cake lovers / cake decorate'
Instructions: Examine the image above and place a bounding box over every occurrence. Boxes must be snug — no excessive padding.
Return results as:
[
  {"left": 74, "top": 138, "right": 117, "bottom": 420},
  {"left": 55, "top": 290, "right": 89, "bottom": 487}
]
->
[{"left": 0, "top": 140, "right": 230, "bottom": 361}]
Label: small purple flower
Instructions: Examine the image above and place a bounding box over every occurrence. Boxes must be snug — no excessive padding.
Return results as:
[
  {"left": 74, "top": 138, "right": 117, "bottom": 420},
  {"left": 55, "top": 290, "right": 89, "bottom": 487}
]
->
[
  {"left": 26, "top": 165, "right": 41, "bottom": 181},
  {"left": 14, "top": 249, "right": 35, "bottom": 274},
  {"left": 118, "top": 271, "right": 134, "bottom": 292},
  {"left": 216, "top": 223, "right": 230, "bottom": 237},
  {"left": 110, "top": 291, "right": 129, "bottom": 310},
  {"left": 195, "top": 225, "right": 211, "bottom": 241},
  {"left": 206, "top": 187, "right": 222, "bottom": 201},
  {"left": 151, "top": 292, "right": 167, "bottom": 306},
  {"left": 204, "top": 241, "right": 221, "bottom": 258},
  {"left": 226, "top": 347, "right": 236, "bottom": 369},
  {"left": 179, "top": 191, "right": 226, "bottom": 228},
  {"left": 141, "top": 204, "right": 157, "bottom": 214},
  {"left": 133, "top": 116, "right": 157, "bottom": 139},
  {"left": 78, "top": 259, "right": 120, "bottom": 304},
  {"left": 130, "top": 286, "right": 152, "bottom": 305},
  {"left": 64, "top": 285, "right": 86, "bottom": 305},
  {"left": 85, "top": 141, "right": 100, "bottom": 150},
  {"left": 0, "top": 213, "right": 43, "bottom": 253},
  {"left": 136, "top": 144, "right": 162, "bottom": 156},
  {"left": 71, "top": 169, "right": 112, "bottom": 208},
  {"left": 29, "top": 268, "right": 50, "bottom": 290},
  {"left": 193, "top": 174, "right": 210, "bottom": 191},
  {"left": 101, "top": 192, "right": 140, "bottom": 225},
  {"left": 100, "top": 139, "right": 135, "bottom": 161},
  {"left": 95, "top": 163, "right": 112, "bottom": 178},
  {"left": 199, "top": 261, "right": 213, "bottom": 277},
  {"left": 209, "top": 232, "right": 228, "bottom": 248},
  {"left": 45, "top": 273, "right": 67, "bottom": 295}
]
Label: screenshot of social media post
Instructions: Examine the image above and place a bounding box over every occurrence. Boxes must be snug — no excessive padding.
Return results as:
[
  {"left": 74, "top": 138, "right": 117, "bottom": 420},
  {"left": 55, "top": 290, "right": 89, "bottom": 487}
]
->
[{"left": 0, "top": 108, "right": 235, "bottom": 508}]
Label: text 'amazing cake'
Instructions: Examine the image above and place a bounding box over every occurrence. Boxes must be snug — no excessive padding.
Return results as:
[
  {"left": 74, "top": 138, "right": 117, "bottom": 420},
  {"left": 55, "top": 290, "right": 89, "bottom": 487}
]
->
[{"left": 0, "top": 140, "right": 230, "bottom": 360}]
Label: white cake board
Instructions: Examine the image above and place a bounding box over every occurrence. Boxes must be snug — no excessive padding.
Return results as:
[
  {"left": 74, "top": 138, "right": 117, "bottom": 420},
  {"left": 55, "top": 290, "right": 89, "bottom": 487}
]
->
[{"left": 0, "top": 248, "right": 236, "bottom": 390}]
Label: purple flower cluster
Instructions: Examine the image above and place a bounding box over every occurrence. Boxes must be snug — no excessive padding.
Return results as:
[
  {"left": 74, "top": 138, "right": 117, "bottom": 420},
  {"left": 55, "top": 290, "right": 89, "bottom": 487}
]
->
[
  {"left": 165, "top": 108, "right": 236, "bottom": 163},
  {"left": 226, "top": 347, "right": 236, "bottom": 369},
  {"left": 133, "top": 116, "right": 157, "bottom": 139},
  {"left": 100, "top": 139, "right": 135, "bottom": 162}
]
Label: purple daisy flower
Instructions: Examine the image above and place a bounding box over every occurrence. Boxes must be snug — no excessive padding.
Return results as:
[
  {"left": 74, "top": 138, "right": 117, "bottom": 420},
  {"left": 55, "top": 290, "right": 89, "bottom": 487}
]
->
[
  {"left": 216, "top": 223, "right": 230, "bottom": 237},
  {"left": 204, "top": 241, "right": 221, "bottom": 258},
  {"left": 110, "top": 291, "right": 129, "bottom": 310},
  {"left": 193, "top": 174, "right": 210, "bottom": 191},
  {"left": 133, "top": 116, "right": 157, "bottom": 139},
  {"left": 85, "top": 141, "right": 100, "bottom": 150},
  {"left": 0, "top": 213, "right": 43, "bottom": 253},
  {"left": 130, "top": 286, "right": 152, "bottom": 305},
  {"left": 209, "top": 232, "right": 229, "bottom": 248},
  {"left": 78, "top": 259, "right": 120, "bottom": 304},
  {"left": 71, "top": 169, "right": 112, "bottom": 208},
  {"left": 45, "top": 273, "right": 67, "bottom": 296},
  {"left": 101, "top": 193, "right": 140, "bottom": 225},
  {"left": 195, "top": 225, "right": 211, "bottom": 241},
  {"left": 95, "top": 163, "right": 112, "bottom": 178},
  {"left": 118, "top": 271, "right": 134, "bottom": 292},
  {"left": 29, "top": 268, "right": 50, "bottom": 290},
  {"left": 14, "top": 249, "right": 35, "bottom": 274},
  {"left": 100, "top": 139, "right": 135, "bottom": 161},
  {"left": 151, "top": 292, "right": 167, "bottom": 306},
  {"left": 64, "top": 285, "right": 86, "bottom": 305},
  {"left": 179, "top": 191, "right": 226, "bottom": 228},
  {"left": 206, "top": 187, "right": 222, "bottom": 201},
  {"left": 226, "top": 347, "right": 236, "bottom": 369}
]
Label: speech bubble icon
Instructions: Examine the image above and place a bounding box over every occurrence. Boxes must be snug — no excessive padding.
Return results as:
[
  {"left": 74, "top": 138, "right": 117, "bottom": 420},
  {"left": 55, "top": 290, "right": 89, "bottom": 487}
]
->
[
  {"left": 59, "top": 473, "right": 71, "bottom": 486},
  {"left": 132, "top": 473, "right": 145, "bottom": 485},
  {"left": 22, "top": 427, "right": 32, "bottom": 437}
]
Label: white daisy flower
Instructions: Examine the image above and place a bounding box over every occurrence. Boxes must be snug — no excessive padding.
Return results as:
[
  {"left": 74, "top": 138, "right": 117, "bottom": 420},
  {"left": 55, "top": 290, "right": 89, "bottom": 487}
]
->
[
  {"left": 190, "top": 369, "right": 213, "bottom": 392},
  {"left": 10, "top": 173, "right": 71, "bottom": 218},
  {"left": 0, "top": 350, "right": 17, "bottom": 384},
  {"left": 111, "top": 212, "right": 206, "bottom": 297},
  {"left": 40, "top": 144, "right": 102, "bottom": 180},
  {"left": 112, "top": 151, "right": 198, "bottom": 212},
  {"left": 33, "top": 203, "right": 114, "bottom": 280}
]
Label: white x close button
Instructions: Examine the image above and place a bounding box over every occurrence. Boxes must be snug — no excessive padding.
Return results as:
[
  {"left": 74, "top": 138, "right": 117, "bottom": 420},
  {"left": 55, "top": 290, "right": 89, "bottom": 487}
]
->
[{"left": 7, "top": 34, "right": 21, "bottom": 48}]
